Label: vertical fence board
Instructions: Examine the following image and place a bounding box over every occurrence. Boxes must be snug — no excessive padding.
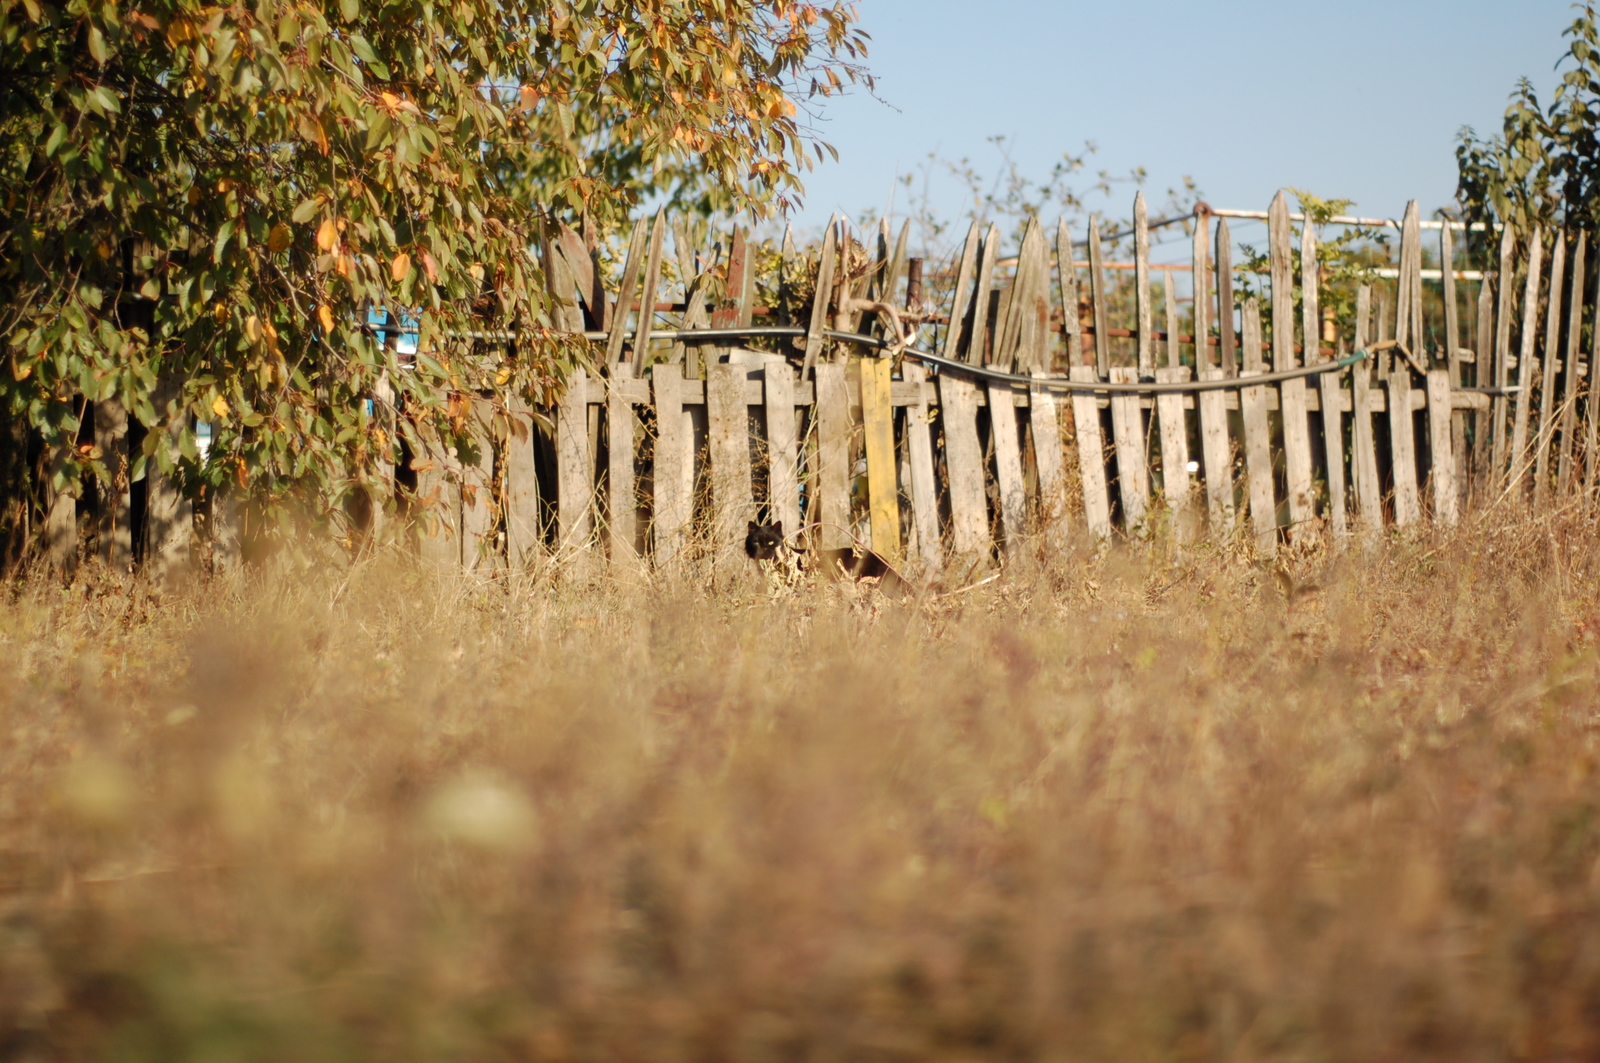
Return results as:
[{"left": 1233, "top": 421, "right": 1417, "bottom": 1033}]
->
[
  {"left": 629, "top": 211, "right": 668, "bottom": 375},
  {"left": 939, "top": 374, "right": 989, "bottom": 558},
  {"left": 707, "top": 361, "right": 754, "bottom": 557},
  {"left": 1135, "top": 192, "right": 1153, "bottom": 375},
  {"left": 1197, "top": 369, "right": 1233, "bottom": 530},
  {"left": 1559, "top": 231, "right": 1586, "bottom": 496},
  {"left": 988, "top": 382, "right": 1027, "bottom": 556},
  {"left": 1389, "top": 372, "right": 1421, "bottom": 526},
  {"left": 1069, "top": 367, "right": 1112, "bottom": 539},
  {"left": 1240, "top": 302, "right": 1276, "bottom": 555},
  {"left": 1318, "top": 365, "right": 1349, "bottom": 537},
  {"left": 604, "top": 218, "right": 648, "bottom": 366},
  {"left": 1509, "top": 228, "right": 1543, "bottom": 496},
  {"left": 606, "top": 364, "right": 637, "bottom": 562},
  {"left": 1217, "top": 220, "right": 1237, "bottom": 376},
  {"left": 147, "top": 374, "right": 193, "bottom": 581},
  {"left": 505, "top": 396, "right": 540, "bottom": 567},
  {"left": 1271, "top": 193, "right": 1314, "bottom": 529},
  {"left": 416, "top": 432, "right": 461, "bottom": 569},
  {"left": 1534, "top": 233, "right": 1567, "bottom": 507},
  {"left": 1427, "top": 369, "right": 1458, "bottom": 526},
  {"left": 650, "top": 367, "right": 689, "bottom": 565},
  {"left": 861, "top": 358, "right": 901, "bottom": 561},
  {"left": 1490, "top": 226, "right": 1517, "bottom": 481},
  {"left": 902, "top": 362, "right": 943, "bottom": 572},
  {"left": 967, "top": 225, "right": 1002, "bottom": 365},
  {"left": 1587, "top": 261, "right": 1600, "bottom": 496},
  {"left": 764, "top": 363, "right": 800, "bottom": 539},
  {"left": 1351, "top": 287, "right": 1382, "bottom": 526},
  {"left": 1155, "top": 366, "right": 1192, "bottom": 534},
  {"left": 556, "top": 368, "right": 593, "bottom": 549},
  {"left": 1057, "top": 219, "right": 1084, "bottom": 368},
  {"left": 942, "top": 222, "right": 982, "bottom": 364},
  {"left": 1109, "top": 366, "right": 1148, "bottom": 528},
  {"left": 814, "top": 363, "right": 853, "bottom": 551},
  {"left": 1029, "top": 370, "right": 1068, "bottom": 548},
  {"left": 1088, "top": 219, "right": 1111, "bottom": 377},
  {"left": 803, "top": 220, "right": 838, "bottom": 371},
  {"left": 460, "top": 397, "right": 495, "bottom": 572}
]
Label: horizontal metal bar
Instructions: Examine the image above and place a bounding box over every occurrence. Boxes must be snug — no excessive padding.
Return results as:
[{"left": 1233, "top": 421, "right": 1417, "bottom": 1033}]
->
[{"left": 1209, "top": 207, "right": 1488, "bottom": 232}]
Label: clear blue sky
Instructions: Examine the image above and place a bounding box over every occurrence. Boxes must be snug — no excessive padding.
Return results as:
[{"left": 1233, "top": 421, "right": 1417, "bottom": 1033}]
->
[{"left": 790, "top": 0, "right": 1573, "bottom": 255}]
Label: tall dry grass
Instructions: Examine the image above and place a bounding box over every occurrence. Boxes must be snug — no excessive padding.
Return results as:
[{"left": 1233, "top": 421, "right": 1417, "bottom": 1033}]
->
[{"left": 4, "top": 514, "right": 1600, "bottom": 1062}]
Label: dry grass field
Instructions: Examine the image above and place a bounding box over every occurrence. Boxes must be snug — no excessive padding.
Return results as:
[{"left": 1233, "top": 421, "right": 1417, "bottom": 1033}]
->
[{"left": 4, "top": 515, "right": 1600, "bottom": 1062}]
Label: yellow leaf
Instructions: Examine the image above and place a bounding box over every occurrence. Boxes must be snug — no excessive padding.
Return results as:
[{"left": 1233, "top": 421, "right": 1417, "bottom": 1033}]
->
[
  {"left": 316, "top": 218, "right": 338, "bottom": 251},
  {"left": 335, "top": 255, "right": 351, "bottom": 278},
  {"left": 244, "top": 314, "right": 261, "bottom": 343},
  {"left": 494, "top": 366, "right": 511, "bottom": 386},
  {"left": 212, "top": 395, "right": 230, "bottom": 418},
  {"left": 217, "top": 178, "right": 233, "bottom": 194},
  {"left": 518, "top": 85, "right": 538, "bottom": 111},
  {"left": 187, "top": 186, "right": 202, "bottom": 205},
  {"left": 268, "top": 222, "right": 293, "bottom": 254},
  {"left": 380, "top": 91, "right": 400, "bottom": 111},
  {"left": 317, "top": 304, "right": 334, "bottom": 331},
  {"left": 213, "top": 301, "right": 228, "bottom": 322},
  {"left": 390, "top": 252, "right": 411, "bottom": 281}
]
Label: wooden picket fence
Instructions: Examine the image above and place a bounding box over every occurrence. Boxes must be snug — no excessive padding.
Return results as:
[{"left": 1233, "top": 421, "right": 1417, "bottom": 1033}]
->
[{"left": 79, "top": 188, "right": 1600, "bottom": 579}]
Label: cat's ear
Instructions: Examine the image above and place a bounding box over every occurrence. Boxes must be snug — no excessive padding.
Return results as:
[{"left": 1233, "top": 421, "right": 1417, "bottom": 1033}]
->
[
  {"left": 773, "top": 521, "right": 783, "bottom": 538},
  {"left": 748, "top": 520, "right": 760, "bottom": 533}
]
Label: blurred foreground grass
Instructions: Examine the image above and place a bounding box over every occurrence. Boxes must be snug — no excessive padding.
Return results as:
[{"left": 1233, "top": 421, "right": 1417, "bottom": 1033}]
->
[{"left": 4, "top": 517, "right": 1600, "bottom": 1062}]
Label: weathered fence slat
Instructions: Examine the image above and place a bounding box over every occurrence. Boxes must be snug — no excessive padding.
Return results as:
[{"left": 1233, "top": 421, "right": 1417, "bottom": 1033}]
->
[
  {"left": 1057, "top": 219, "right": 1084, "bottom": 367},
  {"left": 814, "top": 363, "right": 853, "bottom": 551},
  {"left": 1427, "top": 369, "right": 1458, "bottom": 526},
  {"left": 942, "top": 222, "right": 981, "bottom": 364},
  {"left": 556, "top": 366, "right": 593, "bottom": 549},
  {"left": 803, "top": 219, "right": 839, "bottom": 371},
  {"left": 902, "top": 361, "right": 943, "bottom": 572},
  {"left": 1155, "top": 366, "right": 1191, "bottom": 534},
  {"left": 1029, "top": 369, "right": 1068, "bottom": 548},
  {"left": 764, "top": 363, "right": 800, "bottom": 539},
  {"left": 939, "top": 373, "right": 989, "bottom": 559},
  {"left": 988, "top": 380, "right": 1027, "bottom": 556},
  {"left": 861, "top": 357, "right": 901, "bottom": 560},
  {"left": 707, "top": 361, "right": 754, "bottom": 559},
  {"left": 1088, "top": 218, "right": 1111, "bottom": 377},
  {"left": 1389, "top": 371, "right": 1421, "bottom": 526},
  {"left": 1135, "top": 192, "right": 1153, "bottom": 376},
  {"left": 1240, "top": 300, "right": 1277, "bottom": 555},
  {"left": 1510, "top": 228, "right": 1544, "bottom": 495},
  {"left": 1558, "top": 231, "right": 1586, "bottom": 496},
  {"left": 1069, "top": 366, "right": 1113, "bottom": 539},
  {"left": 1271, "top": 193, "right": 1314, "bottom": 530},
  {"left": 1197, "top": 368, "right": 1233, "bottom": 530},
  {"left": 1491, "top": 225, "right": 1517, "bottom": 482},
  {"left": 1108, "top": 366, "right": 1148, "bottom": 528},
  {"left": 650, "top": 366, "right": 689, "bottom": 565},
  {"left": 1216, "top": 219, "right": 1237, "bottom": 377},
  {"left": 605, "top": 218, "right": 648, "bottom": 366},
  {"left": 607, "top": 364, "right": 638, "bottom": 562},
  {"left": 1534, "top": 233, "right": 1567, "bottom": 507}
]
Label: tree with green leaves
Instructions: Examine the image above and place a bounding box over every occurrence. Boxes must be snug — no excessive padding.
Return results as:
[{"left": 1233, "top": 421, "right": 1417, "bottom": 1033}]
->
[
  {"left": 1457, "top": 3, "right": 1600, "bottom": 234},
  {"left": 0, "top": 0, "right": 868, "bottom": 561}
]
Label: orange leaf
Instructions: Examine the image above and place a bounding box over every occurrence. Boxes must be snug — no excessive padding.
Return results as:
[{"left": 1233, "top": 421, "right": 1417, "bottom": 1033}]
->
[
  {"left": 518, "top": 85, "right": 539, "bottom": 112},
  {"left": 316, "top": 218, "right": 338, "bottom": 251},
  {"left": 390, "top": 252, "right": 411, "bottom": 281},
  {"left": 420, "top": 250, "right": 438, "bottom": 283},
  {"left": 317, "top": 304, "right": 334, "bottom": 331}
]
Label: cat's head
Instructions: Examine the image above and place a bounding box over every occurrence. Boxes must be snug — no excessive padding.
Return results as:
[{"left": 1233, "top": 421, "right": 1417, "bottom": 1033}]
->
[{"left": 744, "top": 520, "right": 785, "bottom": 561}]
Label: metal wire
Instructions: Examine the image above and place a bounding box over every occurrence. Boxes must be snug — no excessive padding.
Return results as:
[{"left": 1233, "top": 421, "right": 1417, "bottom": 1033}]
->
[{"left": 446, "top": 325, "right": 1381, "bottom": 393}]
